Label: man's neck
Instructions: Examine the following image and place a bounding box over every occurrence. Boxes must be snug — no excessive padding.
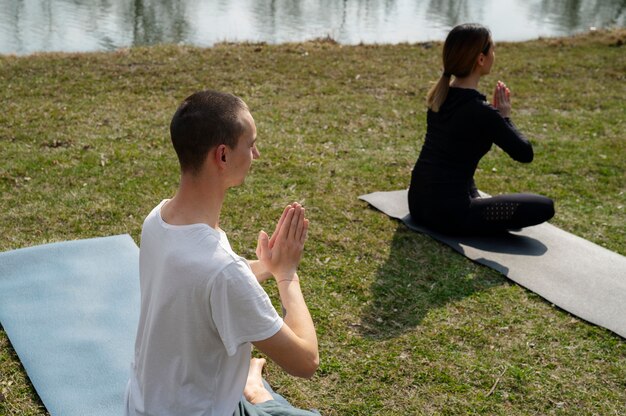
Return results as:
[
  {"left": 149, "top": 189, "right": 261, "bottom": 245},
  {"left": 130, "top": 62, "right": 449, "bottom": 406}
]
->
[{"left": 161, "top": 173, "right": 225, "bottom": 230}]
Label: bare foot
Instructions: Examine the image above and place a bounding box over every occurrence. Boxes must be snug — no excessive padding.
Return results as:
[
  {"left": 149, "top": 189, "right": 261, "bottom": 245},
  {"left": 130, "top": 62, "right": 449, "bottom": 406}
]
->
[{"left": 243, "top": 358, "right": 274, "bottom": 404}]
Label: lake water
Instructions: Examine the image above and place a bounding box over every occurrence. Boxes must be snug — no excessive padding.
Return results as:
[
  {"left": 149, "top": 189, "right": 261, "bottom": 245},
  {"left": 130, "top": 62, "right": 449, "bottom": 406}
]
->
[{"left": 1, "top": 0, "right": 624, "bottom": 55}]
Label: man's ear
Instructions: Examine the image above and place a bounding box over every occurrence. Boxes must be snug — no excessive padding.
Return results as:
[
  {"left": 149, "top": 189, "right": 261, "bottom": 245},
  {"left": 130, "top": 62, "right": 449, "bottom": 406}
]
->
[{"left": 215, "top": 144, "right": 227, "bottom": 166}]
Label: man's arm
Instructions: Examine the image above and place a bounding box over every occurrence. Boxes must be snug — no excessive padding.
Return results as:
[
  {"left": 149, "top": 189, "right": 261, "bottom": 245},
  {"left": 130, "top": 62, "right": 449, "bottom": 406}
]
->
[
  {"left": 252, "top": 203, "right": 319, "bottom": 378},
  {"left": 253, "top": 276, "right": 318, "bottom": 378}
]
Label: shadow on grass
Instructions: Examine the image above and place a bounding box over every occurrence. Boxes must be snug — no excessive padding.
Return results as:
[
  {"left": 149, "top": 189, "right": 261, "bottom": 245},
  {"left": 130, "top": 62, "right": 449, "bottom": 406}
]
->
[
  {"left": 359, "top": 224, "right": 505, "bottom": 339},
  {"left": 0, "top": 325, "right": 48, "bottom": 414}
]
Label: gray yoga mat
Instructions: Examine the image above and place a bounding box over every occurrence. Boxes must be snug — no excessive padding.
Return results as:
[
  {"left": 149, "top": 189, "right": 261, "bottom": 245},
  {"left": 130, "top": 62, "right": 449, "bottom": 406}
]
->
[
  {"left": 0, "top": 234, "right": 140, "bottom": 416},
  {"left": 359, "top": 190, "right": 626, "bottom": 339}
]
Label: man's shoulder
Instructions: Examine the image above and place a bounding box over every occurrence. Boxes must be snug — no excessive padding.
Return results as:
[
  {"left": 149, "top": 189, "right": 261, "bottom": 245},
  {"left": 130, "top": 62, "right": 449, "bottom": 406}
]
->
[
  {"left": 183, "top": 232, "right": 252, "bottom": 283},
  {"left": 213, "top": 246, "right": 255, "bottom": 285},
  {"left": 141, "top": 221, "right": 243, "bottom": 274}
]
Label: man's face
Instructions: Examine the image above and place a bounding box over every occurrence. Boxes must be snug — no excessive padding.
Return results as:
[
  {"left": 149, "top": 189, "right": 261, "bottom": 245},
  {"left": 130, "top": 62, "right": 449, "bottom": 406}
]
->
[{"left": 228, "top": 110, "right": 259, "bottom": 187}]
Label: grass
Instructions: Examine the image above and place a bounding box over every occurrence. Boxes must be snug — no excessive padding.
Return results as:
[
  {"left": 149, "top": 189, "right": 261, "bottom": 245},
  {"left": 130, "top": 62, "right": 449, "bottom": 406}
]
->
[{"left": 1, "top": 29, "right": 625, "bottom": 415}]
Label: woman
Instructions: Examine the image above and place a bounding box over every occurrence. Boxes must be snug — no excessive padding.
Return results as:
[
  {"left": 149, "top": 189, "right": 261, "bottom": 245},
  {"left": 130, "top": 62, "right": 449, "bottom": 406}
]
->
[{"left": 408, "top": 23, "right": 554, "bottom": 235}]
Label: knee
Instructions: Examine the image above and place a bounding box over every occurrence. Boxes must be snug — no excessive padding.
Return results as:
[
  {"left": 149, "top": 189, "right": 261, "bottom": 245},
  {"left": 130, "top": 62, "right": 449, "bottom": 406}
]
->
[{"left": 539, "top": 196, "right": 555, "bottom": 221}]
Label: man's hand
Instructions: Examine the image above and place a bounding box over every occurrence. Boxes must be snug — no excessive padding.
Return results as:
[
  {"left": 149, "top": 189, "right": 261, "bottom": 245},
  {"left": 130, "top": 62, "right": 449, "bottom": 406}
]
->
[{"left": 256, "top": 202, "right": 309, "bottom": 282}]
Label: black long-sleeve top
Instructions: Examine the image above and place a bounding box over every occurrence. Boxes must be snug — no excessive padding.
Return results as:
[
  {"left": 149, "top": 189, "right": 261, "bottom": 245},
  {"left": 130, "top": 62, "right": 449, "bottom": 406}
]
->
[{"left": 409, "top": 87, "right": 533, "bottom": 204}]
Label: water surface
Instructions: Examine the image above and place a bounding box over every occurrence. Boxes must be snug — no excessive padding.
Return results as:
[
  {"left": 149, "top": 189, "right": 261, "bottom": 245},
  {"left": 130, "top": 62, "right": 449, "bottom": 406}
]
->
[{"left": 1, "top": 0, "right": 624, "bottom": 55}]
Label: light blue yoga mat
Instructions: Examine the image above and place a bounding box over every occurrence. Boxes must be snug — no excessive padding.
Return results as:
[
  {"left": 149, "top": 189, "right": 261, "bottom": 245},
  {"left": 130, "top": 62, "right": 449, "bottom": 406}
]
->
[{"left": 0, "top": 234, "right": 140, "bottom": 416}]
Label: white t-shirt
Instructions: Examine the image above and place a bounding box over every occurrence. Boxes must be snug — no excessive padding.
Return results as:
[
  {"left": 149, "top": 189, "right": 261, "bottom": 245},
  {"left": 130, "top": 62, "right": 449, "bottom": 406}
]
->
[{"left": 125, "top": 200, "right": 283, "bottom": 416}]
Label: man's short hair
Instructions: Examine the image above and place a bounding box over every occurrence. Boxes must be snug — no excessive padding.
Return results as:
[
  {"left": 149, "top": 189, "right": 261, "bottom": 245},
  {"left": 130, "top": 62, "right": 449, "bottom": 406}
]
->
[{"left": 170, "top": 90, "right": 249, "bottom": 174}]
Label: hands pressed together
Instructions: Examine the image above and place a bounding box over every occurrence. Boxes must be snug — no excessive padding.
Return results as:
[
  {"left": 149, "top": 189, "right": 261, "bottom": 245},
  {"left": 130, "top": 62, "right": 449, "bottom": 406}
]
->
[
  {"left": 256, "top": 202, "right": 309, "bottom": 283},
  {"left": 493, "top": 80, "right": 512, "bottom": 118},
  {"left": 251, "top": 202, "right": 319, "bottom": 379}
]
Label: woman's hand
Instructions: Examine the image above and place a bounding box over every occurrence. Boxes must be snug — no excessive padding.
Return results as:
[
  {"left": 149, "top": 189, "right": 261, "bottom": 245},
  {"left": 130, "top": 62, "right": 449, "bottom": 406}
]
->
[{"left": 493, "top": 80, "right": 511, "bottom": 118}]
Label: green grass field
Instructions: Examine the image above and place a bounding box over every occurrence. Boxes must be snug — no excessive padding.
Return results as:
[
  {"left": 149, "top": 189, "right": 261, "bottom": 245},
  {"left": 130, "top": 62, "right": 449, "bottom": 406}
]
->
[{"left": 1, "top": 29, "right": 625, "bottom": 415}]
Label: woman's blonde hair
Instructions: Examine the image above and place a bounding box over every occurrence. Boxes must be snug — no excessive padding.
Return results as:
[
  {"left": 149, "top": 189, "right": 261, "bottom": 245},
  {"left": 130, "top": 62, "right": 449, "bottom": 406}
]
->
[{"left": 427, "top": 23, "right": 492, "bottom": 112}]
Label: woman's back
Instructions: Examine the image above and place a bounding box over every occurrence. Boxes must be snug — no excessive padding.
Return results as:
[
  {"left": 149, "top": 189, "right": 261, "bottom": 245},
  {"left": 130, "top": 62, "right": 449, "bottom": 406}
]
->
[
  {"left": 412, "top": 87, "right": 533, "bottom": 198},
  {"left": 412, "top": 87, "right": 495, "bottom": 197}
]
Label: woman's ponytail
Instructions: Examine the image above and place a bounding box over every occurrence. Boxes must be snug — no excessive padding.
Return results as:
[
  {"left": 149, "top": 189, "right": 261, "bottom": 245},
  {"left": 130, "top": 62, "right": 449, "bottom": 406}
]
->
[{"left": 426, "top": 72, "right": 452, "bottom": 113}]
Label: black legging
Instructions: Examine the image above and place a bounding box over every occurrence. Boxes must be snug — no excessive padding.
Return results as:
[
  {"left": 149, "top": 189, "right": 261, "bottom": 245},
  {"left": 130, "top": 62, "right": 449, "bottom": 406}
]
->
[
  {"left": 409, "top": 192, "right": 554, "bottom": 235},
  {"left": 463, "top": 193, "right": 554, "bottom": 233}
]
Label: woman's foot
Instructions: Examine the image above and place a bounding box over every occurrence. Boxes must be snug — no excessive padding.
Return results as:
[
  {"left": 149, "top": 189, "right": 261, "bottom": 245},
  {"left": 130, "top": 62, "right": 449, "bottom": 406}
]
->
[{"left": 243, "top": 358, "right": 274, "bottom": 404}]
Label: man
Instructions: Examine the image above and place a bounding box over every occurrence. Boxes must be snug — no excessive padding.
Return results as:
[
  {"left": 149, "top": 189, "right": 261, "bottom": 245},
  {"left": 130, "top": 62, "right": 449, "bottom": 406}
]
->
[{"left": 125, "top": 90, "right": 319, "bottom": 415}]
